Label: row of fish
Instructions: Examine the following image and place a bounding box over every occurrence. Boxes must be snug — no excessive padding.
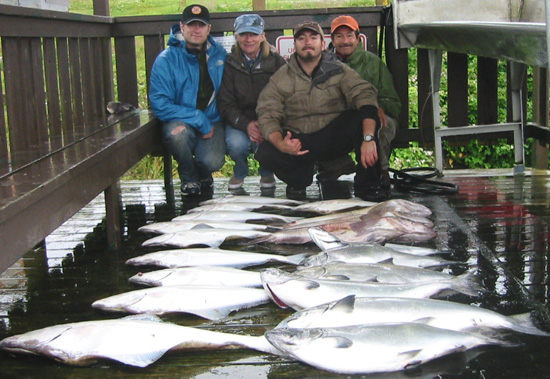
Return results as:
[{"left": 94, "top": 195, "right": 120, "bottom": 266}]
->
[
  {"left": 140, "top": 197, "right": 438, "bottom": 248},
  {"left": 1, "top": 196, "right": 548, "bottom": 375}
]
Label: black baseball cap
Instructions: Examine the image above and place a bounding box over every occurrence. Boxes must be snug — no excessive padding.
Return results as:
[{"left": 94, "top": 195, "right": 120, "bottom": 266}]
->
[{"left": 181, "top": 4, "right": 210, "bottom": 25}]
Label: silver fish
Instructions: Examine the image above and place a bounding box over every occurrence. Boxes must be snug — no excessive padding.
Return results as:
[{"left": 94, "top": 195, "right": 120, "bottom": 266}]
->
[
  {"left": 299, "top": 246, "right": 456, "bottom": 269},
  {"left": 141, "top": 229, "right": 271, "bottom": 248},
  {"left": 309, "top": 226, "right": 442, "bottom": 256},
  {"left": 284, "top": 199, "right": 432, "bottom": 230},
  {"left": 172, "top": 210, "right": 300, "bottom": 224},
  {"left": 254, "top": 214, "right": 435, "bottom": 245},
  {"left": 126, "top": 248, "right": 306, "bottom": 269},
  {"left": 292, "top": 199, "right": 376, "bottom": 214},
  {"left": 302, "top": 228, "right": 453, "bottom": 268},
  {"left": 200, "top": 195, "right": 304, "bottom": 206},
  {"left": 261, "top": 268, "right": 480, "bottom": 311},
  {"left": 0, "top": 315, "right": 279, "bottom": 367},
  {"left": 138, "top": 220, "right": 277, "bottom": 235},
  {"left": 276, "top": 295, "right": 550, "bottom": 337},
  {"left": 91, "top": 285, "right": 270, "bottom": 319},
  {"left": 265, "top": 323, "right": 512, "bottom": 374},
  {"left": 384, "top": 242, "right": 447, "bottom": 256},
  {"left": 187, "top": 202, "right": 294, "bottom": 213},
  {"left": 294, "top": 262, "right": 469, "bottom": 284},
  {"left": 129, "top": 266, "right": 262, "bottom": 288}
]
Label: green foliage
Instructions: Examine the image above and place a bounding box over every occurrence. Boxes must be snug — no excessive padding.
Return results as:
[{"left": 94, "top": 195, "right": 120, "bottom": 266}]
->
[
  {"left": 69, "top": 0, "right": 378, "bottom": 16},
  {"left": 391, "top": 142, "right": 434, "bottom": 170}
]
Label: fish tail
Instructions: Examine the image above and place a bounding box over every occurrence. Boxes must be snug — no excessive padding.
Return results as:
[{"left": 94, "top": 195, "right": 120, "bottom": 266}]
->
[
  {"left": 249, "top": 235, "right": 275, "bottom": 244},
  {"left": 282, "top": 253, "right": 309, "bottom": 265},
  {"left": 507, "top": 312, "right": 550, "bottom": 337},
  {"left": 452, "top": 270, "right": 485, "bottom": 297}
]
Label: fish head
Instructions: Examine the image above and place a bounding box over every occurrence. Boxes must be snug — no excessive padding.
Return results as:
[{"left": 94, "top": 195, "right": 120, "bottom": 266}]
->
[
  {"left": 298, "top": 252, "right": 330, "bottom": 267},
  {"left": 0, "top": 323, "right": 73, "bottom": 356},
  {"left": 266, "top": 328, "right": 323, "bottom": 349},
  {"left": 276, "top": 295, "right": 357, "bottom": 329},
  {"left": 265, "top": 328, "right": 352, "bottom": 359},
  {"left": 91, "top": 291, "right": 146, "bottom": 312},
  {"left": 261, "top": 268, "right": 322, "bottom": 310}
]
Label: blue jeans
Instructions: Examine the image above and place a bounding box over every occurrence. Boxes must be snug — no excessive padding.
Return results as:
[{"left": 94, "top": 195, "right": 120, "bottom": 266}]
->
[
  {"left": 225, "top": 125, "right": 272, "bottom": 179},
  {"left": 161, "top": 121, "right": 226, "bottom": 183}
]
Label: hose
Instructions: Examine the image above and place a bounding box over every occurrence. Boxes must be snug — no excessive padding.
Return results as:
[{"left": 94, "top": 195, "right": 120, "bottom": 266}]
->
[{"left": 390, "top": 167, "right": 459, "bottom": 195}]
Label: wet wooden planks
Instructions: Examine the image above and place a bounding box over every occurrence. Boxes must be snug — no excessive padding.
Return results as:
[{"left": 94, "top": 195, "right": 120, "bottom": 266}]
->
[{"left": 2, "top": 172, "right": 550, "bottom": 377}]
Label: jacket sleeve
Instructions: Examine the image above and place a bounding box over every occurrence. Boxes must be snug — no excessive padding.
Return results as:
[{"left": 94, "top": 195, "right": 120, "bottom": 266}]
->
[
  {"left": 376, "top": 61, "right": 402, "bottom": 119},
  {"left": 256, "top": 73, "right": 286, "bottom": 140},
  {"left": 149, "top": 53, "right": 212, "bottom": 134},
  {"left": 218, "top": 64, "right": 250, "bottom": 133},
  {"left": 340, "top": 65, "right": 379, "bottom": 113}
]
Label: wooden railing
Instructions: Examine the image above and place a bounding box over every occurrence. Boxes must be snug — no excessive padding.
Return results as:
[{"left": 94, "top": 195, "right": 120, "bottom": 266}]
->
[{"left": 2, "top": 4, "right": 548, "bottom": 173}]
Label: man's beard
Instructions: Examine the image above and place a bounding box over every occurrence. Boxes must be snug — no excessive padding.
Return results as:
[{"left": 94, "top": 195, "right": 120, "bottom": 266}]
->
[{"left": 298, "top": 49, "right": 318, "bottom": 62}]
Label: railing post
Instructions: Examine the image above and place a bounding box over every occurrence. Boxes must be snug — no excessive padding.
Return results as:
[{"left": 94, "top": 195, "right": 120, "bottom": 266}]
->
[
  {"left": 253, "top": 0, "right": 266, "bottom": 10},
  {"left": 93, "top": 0, "right": 109, "bottom": 16}
]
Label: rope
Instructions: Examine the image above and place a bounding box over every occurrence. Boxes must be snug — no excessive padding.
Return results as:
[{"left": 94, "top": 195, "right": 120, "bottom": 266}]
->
[{"left": 390, "top": 167, "right": 459, "bottom": 195}]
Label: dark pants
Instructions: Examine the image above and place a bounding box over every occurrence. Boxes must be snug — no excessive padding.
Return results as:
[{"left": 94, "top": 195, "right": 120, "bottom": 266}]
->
[{"left": 255, "top": 110, "right": 380, "bottom": 189}]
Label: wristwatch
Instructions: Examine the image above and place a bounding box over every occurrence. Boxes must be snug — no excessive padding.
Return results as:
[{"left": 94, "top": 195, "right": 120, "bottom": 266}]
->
[{"left": 363, "top": 134, "right": 375, "bottom": 142}]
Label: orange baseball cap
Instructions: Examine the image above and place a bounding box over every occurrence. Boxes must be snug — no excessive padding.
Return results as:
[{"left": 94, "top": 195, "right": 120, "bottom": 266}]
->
[{"left": 331, "top": 15, "right": 360, "bottom": 33}]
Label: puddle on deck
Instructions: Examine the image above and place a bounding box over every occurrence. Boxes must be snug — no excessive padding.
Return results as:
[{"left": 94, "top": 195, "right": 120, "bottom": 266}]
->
[{"left": 2, "top": 174, "right": 550, "bottom": 378}]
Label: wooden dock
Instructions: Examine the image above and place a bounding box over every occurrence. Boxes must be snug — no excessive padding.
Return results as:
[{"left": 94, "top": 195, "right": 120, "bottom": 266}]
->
[{"left": 2, "top": 171, "right": 550, "bottom": 378}]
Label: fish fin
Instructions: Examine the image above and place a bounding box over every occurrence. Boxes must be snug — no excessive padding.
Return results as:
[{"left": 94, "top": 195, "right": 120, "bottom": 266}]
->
[
  {"left": 107, "top": 348, "right": 170, "bottom": 367},
  {"left": 325, "top": 336, "right": 353, "bottom": 349},
  {"left": 191, "top": 309, "right": 227, "bottom": 320},
  {"left": 412, "top": 317, "right": 437, "bottom": 325},
  {"left": 121, "top": 314, "right": 164, "bottom": 323},
  {"left": 308, "top": 228, "right": 348, "bottom": 251},
  {"left": 325, "top": 275, "right": 351, "bottom": 281},
  {"left": 190, "top": 223, "right": 215, "bottom": 230},
  {"left": 398, "top": 349, "right": 423, "bottom": 361},
  {"left": 379, "top": 258, "right": 394, "bottom": 264},
  {"left": 330, "top": 295, "right": 356, "bottom": 313},
  {"left": 304, "top": 280, "right": 321, "bottom": 289}
]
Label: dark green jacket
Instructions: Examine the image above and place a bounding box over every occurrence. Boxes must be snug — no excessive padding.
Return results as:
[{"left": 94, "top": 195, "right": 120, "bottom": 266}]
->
[{"left": 335, "top": 43, "right": 401, "bottom": 119}]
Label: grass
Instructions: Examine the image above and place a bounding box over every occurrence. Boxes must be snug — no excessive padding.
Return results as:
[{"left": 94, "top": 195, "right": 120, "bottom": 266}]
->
[{"left": 69, "top": 0, "right": 380, "bottom": 16}]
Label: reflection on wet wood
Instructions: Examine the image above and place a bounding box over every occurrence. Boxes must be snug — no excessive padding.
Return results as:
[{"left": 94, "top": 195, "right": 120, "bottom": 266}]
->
[{"left": 2, "top": 172, "right": 550, "bottom": 377}]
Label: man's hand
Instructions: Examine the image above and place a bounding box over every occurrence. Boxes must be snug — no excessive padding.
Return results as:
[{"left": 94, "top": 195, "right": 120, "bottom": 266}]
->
[
  {"left": 360, "top": 140, "right": 378, "bottom": 168},
  {"left": 269, "top": 131, "right": 309, "bottom": 156},
  {"left": 202, "top": 126, "right": 214, "bottom": 139},
  {"left": 378, "top": 107, "right": 388, "bottom": 127},
  {"left": 247, "top": 121, "right": 264, "bottom": 144}
]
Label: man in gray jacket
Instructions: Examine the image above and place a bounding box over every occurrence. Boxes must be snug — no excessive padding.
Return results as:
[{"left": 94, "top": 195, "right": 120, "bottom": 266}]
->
[{"left": 255, "top": 21, "right": 382, "bottom": 201}]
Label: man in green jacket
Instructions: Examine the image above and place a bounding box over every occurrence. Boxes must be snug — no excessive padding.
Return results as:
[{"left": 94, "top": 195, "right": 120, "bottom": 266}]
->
[{"left": 317, "top": 15, "right": 401, "bottom": 199}]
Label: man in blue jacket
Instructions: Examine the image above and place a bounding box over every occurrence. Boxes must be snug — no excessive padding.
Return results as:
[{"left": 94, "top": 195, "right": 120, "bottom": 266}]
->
[{"left": 149, "top": 4, "right": 227, "bottom": 196}]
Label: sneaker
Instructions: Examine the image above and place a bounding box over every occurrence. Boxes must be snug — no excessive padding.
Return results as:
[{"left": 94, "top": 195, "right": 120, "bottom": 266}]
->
[
  {"left": 316, "top": 160, "right": 356, "bottom": 182},
  {"left": 286, "top": 185, "right": 307, "bottom": 200},
  {"left": 228, "top": 175, "right": 244, "bottom": 190},
  {"left": 259, "top": 175, "right": 276, "bottom": 188},
  {"left": 199, "top": 176, "right": 213, "bottom": 190},
  {"left": 181, "top": 181, "right": 201, "bottom": 196}
]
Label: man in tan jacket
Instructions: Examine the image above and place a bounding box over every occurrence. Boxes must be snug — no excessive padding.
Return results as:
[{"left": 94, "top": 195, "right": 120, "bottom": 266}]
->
[{"left": 255, "top": 21, "right": 383, "bottom": 201}]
